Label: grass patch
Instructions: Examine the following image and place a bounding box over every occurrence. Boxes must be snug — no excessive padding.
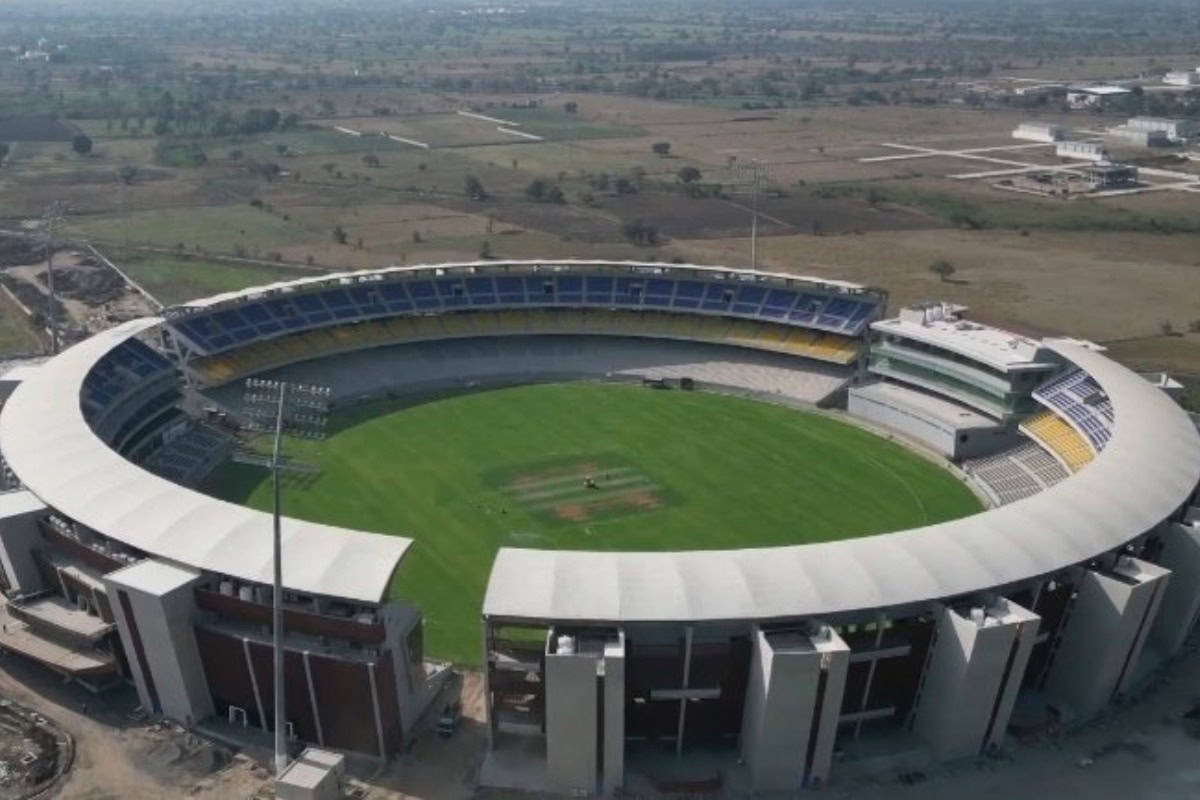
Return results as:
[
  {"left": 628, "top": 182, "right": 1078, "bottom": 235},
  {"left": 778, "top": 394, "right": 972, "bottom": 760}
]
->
[
  {"left": 816, "top": 182, "right": 1200, "bottom": 234},
  {"left": 109, "top": 249, "right": 315, "bottom": 306},
  {"left": 203, "top": 382, "right": 980, "bottom": 664}
]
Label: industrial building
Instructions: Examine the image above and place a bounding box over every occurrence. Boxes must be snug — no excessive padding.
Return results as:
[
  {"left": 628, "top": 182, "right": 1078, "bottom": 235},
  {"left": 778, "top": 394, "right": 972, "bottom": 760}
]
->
[
  {"left": 1056, "top": 140, "right": 1110, "bottom": 161},
  {"left": 1123, "top": 116, "right": 1196, "bottom": 143},
  {"left": 1080, "top": 163, "right": 1140, "bottom": 190},
  {"left": 1106, "top": 126, "right": 1170, "bottom": 148},
  {"left": 1065, "top": 85, "right": 1132, "bottom": 109},
  {"left": 0, "top": 263, "right": 1197, "bottom": 796},
  {"left": 1012, "top": 121, "right": 1066, "bottom": 143},
  {"left": 1163, "top": 70, "right": 1200, "bottom": 87}
]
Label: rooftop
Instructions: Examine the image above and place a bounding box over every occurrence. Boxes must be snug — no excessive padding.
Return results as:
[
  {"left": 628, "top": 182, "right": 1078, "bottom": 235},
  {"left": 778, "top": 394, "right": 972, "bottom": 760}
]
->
[
  {"left": 871, "top": 304, "right": 1054, "bottom": 371},
  {"left": 853, "top": 381, "right": 996, "bottom": 428},
  {"left": 0, "top": 320, "right": 412, "bottom": 605},
  {"left": 483, "top": 341, "right": 1200, "bottom": 624},
  {"left": 1071, "top": 85, "right": 1132, "bottom": 95}
]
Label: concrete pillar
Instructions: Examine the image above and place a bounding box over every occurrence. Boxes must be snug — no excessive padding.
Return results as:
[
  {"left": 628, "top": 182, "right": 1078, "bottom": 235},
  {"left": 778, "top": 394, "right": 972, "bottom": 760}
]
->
[
  {"left": 104, "top": 559, "right": 214, "bottom": 725},
  {"left": 544, "top": 633, "right": 599, "bottom": 795},
  {"left": 0, "top": 491, "right": 47, "bottom": 595},
  {"left": 601, "top": 633, "right": 625, "bottom": 796},
  {"left": 740, "top": 624, "right": 849, "bottom": 792},
  {"left": 1150, "top": 523, "right": 1200, "bottom": 657},
  {"left": 1044, "top": 557, "right": 1170, "bottom": 717},
  {"left": 912, "top": 599, "right": 1039, "bottom": 759}
]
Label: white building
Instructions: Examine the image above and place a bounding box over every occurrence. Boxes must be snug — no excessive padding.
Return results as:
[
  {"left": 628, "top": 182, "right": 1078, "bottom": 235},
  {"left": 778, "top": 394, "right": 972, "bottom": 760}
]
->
[
  {"left": 1107, "top": 126, "right": 1170, "bottom": 148},
  {"left": 1066, "top": 86, "right": 1132, "bottom": 109},
  {"left": 1012, "top": 122, "right": 1067, "bottom": 143},
  {"left": 1056, "top": 140, "right": 1110, "bottom": 161},
  {"left": 1163, "top": 71, "right": 1200, "bottom": 87},
  {"left": 1125, "top": 116, "right": 1197, "bottom": 142}
]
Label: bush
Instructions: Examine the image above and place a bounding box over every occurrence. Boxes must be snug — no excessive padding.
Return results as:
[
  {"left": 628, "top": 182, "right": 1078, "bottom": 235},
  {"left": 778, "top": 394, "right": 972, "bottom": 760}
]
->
[
  {"left": 525, "top": 179, "right": 565, "bottom": 204},
  {"left": 622, "top": 218, "right": 659, "bottom": 246},
  {"left": 651, "top": 141, "right": 671, "bottom": 156}
]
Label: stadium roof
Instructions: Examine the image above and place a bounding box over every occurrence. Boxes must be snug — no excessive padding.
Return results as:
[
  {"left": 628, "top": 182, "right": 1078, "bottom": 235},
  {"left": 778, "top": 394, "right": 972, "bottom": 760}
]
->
[
  {"left": 0, "top": 319, "right": 412, "bottom": 604},
  {"left": 484, "top": 339, "right": 1200, "bottom": 623},
  {"left": 166, "top": 260, "right": 875, "bottom": 313}
]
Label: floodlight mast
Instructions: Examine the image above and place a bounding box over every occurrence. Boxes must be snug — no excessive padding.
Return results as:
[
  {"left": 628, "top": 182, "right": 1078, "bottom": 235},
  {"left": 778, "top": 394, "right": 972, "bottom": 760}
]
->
[
  {"left": 233, "top": 379, "right": 330, "bottom": 778},
  {"left": 731, "top": 160, "right": 769, "bottom": 271}
]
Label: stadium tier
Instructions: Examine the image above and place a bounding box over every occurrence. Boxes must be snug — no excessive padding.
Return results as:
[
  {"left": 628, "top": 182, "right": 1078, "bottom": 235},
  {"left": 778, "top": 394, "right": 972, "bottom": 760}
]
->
[
  {"left": 1032, "top": 367, "right": 1114, "bottom": 450},
  {"left": 163, "top": 261, "right": 883, "bottom": 361},
  {"left": 1021, "top": 409, "right": 1096, "bottom": 472},
  {"left": 189, "top": 309, "right": 862, "bottom": 385},
  {"left": 0, "top": 266, "right": 1199, "bottom": 797}
]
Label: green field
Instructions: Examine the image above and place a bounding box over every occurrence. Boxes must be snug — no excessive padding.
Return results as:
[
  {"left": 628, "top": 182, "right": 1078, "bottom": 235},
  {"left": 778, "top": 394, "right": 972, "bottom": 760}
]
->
[{"left": 204, "top": 382, "right": 981, "bottom": 664}]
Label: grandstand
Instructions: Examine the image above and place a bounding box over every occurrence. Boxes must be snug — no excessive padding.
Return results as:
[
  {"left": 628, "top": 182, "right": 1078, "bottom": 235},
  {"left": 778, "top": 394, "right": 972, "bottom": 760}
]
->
[
  {"left": 205, "top": 336, "right": 852, "bottom": 410},
  {"left": 0, "top": 262, "right": 1199, "bottom": 797},
  {"left": 963, "top": 441, "right": 1070, "bottom": 506},
  {"left": 1021, "top": 409, "right": 1096, "bottom": 472}
]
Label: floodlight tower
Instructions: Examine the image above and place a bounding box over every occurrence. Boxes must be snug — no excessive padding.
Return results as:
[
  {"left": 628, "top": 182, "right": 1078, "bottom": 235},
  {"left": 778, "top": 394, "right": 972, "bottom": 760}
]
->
[
  {"left": 234, "top": 379, "right": 331, "bottom": 777},
  {"left": 41, "top": 201, "right": 68, "bottom": 355},
  {"left": 731, "top": 159, "right": 770, "bottom": 270}
]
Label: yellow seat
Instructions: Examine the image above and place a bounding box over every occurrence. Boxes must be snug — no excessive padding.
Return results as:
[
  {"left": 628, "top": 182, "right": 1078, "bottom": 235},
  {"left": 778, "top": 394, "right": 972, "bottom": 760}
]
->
[{"left": 1022, "top": 411, "right": 1095, "bottom": 472}]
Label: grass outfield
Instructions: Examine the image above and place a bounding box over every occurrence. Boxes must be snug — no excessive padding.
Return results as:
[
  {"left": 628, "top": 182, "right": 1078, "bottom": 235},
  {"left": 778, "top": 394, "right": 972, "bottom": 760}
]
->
[{"left": 203, "top": 382, "right": 981, "bottom": 664}]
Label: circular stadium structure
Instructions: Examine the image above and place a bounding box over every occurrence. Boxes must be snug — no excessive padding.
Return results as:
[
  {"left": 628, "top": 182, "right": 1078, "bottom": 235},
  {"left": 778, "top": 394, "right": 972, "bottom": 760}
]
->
[{"left": 0, "top": 260, "right": 1197, "bottom": 794}]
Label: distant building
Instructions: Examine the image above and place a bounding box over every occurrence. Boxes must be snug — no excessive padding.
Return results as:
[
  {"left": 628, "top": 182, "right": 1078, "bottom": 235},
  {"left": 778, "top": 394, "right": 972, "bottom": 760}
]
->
[
  {"left": 1012, "top": 122, "right": 1067, "bottom": 143},
  {"left": 1124, "top": 116, "right": 1196, "bottom": 142},
  {"left": 1163, "top": 71, "right": 1200, "bottom": 87},
  {"left": 1056, "top": 140, "right": 1110, "bottom": 161},
  {"left": 1066, "top": 86, "right": 1132, "bottom": 109},
  {"left": 1106, "top": 126, "right": 1171, "bottom": 148},
  {"left": 1080, "top": 163, "right": 1139, "bottom": 190}
]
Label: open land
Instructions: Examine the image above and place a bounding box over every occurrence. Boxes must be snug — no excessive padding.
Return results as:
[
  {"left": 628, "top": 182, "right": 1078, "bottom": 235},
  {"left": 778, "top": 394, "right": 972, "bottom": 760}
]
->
[{"left": 202, "top": 382, "right": 981, "bottom": 664}]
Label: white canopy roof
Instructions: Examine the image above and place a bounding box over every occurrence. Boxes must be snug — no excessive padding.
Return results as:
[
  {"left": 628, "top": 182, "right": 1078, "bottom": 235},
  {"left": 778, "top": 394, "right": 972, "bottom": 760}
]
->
[
  {"left": 0, "top": 320, "right": 411, "bottom": 605},
  {"left": 484, "top": 340, "right": 1200, "bottom": 623}
]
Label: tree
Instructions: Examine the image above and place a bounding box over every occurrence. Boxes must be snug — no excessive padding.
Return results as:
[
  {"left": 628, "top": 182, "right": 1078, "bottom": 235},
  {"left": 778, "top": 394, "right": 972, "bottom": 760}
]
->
[
  {"left": 361, "top": 153, "right": 380, "bottom": 168},
  {"left": 479, "top": 240, "right": 494, "bottom": 259},
  {"left": 72, "top": 133, "right": 92, "bottom": 156},
  {"left": 228, "top": 149, "right": 243, "bottom": 161},
  {"left": 331, "top": 225, "right": 348, "bottom": 245},
  {"left": 465, "top": 174, "right": 488, "bottom": 200},
  {"left": 563, "top": 101, "right": 578, "bottom": 113},
  {"left": 276, "top": 143, "right": 290, "bottom": 156},
  {"left": 622, "top": 218, "right": 659, "bottom": 246},
  {"left": 677, "top": 165, "right": 702, "bottom": 183},
  {"left": 651, "top": 141, "right": 671, "bottom": 156},
  {"left": 525, "top": 179, "right": 565, "bottom": 204},
  {"left": 118, "top": 164, "right": 137, "bottom": 185},
  {"left": 929, "top": 259, "right": 956, "bottom": 282}
]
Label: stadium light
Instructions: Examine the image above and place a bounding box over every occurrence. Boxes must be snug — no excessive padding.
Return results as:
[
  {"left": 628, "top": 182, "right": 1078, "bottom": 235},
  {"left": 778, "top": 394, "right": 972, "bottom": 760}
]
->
[
  {"left": 41, "top": 201, "right": 68, "bottom": 355},
  {"left": 730, "top": 159, "right": 770, "bottom": 271},
  {"left": 234, "top": 379, "right": 331, "bottom": 777}
]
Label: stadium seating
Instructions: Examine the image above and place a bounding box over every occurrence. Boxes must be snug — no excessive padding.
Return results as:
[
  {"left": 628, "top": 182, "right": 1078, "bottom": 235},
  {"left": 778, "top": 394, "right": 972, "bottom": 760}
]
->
[
  {"left": 963, "top": 441, "right": 1069, "bottom": 506},
  {"left": 167, "top": 269, "right": 881, "bottom": 357},
  {"left": 1021, "top": 410, "right": 1095, "bottom": 472},
  {"left": 188, "top": 308, "right": 865, "bottom": 385},
  {"left": 201, "top": 335, "right": 854, "bottom": 411},
  {"left": 143, "top": 423, "right": 234, "bottom": 486},
  {"left": 80, "top": 339, "right": 172, "bottom": 423},
  {"left": 1033, "top": 369, "right": 1113, "bottom": 450}
]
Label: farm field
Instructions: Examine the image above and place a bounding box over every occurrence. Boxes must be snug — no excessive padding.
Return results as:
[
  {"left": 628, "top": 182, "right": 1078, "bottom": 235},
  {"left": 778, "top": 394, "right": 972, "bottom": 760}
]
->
[{"left": 203, "top": 381, "right": 982, "bottom": 663}]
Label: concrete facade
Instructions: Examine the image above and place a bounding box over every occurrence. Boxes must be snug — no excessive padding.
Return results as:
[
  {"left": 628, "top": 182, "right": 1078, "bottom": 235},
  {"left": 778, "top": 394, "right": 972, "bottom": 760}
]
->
[
  {"left": 740, "top": 625, "right": 849, "bottom": 791},
  {"left": 0, "top": 491, "right": 48, "bottom": 595},
  {"left": 1044, "top": 558, "right": 1169, "bottom": 717},
  {"left": 104, "top": 559, "right": 214, "bottom": 725},
  {"left": 912, "top": 600, "right": 1039, "bottom": 759},
  {"left": 601, "top": 636, "right": 625, "bottom": 795},
  {"left": 848, "top": 382, "right": 1012, "bottom": 459},
  {"left": 549, "top": 633, "right": 604, "bottom": 796},
  {"left": 1149, "top": 522, "right": 1200, "bottom": 656}
]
